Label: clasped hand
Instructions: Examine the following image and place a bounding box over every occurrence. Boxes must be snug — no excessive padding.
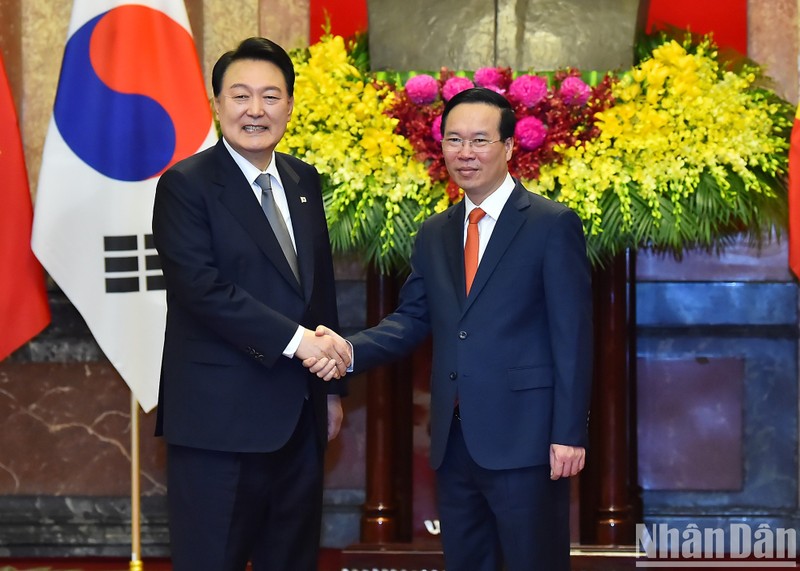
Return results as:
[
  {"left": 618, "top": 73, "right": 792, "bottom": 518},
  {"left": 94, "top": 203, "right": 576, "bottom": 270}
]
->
[{"left": 295, "top": 325, "right": 350, "bottom": 381}]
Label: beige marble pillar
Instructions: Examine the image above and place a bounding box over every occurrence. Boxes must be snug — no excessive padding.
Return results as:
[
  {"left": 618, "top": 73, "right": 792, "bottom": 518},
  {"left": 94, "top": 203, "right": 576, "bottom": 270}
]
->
[
  {"left": 748, "top": 0, "right": 798, "bottom": 103},
  {"left": 0, "top": 0, "right": 21, "bottom": 105},
  {"left": 259, "top": 0, "right": 310, "bottom": 52},
  {"left": 20, "top": 0, "right": 71, "bottom": 195},
  {"left": 202, "top": 0, "right": 259, "bottom": 91}
]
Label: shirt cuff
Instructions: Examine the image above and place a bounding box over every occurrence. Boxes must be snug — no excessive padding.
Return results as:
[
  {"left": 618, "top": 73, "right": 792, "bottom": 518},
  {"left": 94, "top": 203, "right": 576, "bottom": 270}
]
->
[
  {"left": 283, "top": 325, "right": 305, "bottom": 358},
  {"left": 346, "top": 340, "right": 354, "bottom": 372}
]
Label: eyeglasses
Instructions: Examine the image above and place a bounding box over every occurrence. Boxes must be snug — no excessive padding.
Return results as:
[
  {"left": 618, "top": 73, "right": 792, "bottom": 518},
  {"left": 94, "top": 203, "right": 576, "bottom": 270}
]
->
[{"left": 441, "top": 137, "right": 503, "bottom": 152}]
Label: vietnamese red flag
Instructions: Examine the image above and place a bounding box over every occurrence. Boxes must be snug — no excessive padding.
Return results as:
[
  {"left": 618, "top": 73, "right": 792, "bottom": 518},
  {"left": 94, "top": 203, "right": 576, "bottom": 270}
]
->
[
  {"left": 0, "top": 53, "right": 51, "bottom": 361},
  {"left": 31, "top": 0, "right": 215, "bottom": 411},
  {"left": 789, "top": 106, "right": 800, "bottom": 279}
]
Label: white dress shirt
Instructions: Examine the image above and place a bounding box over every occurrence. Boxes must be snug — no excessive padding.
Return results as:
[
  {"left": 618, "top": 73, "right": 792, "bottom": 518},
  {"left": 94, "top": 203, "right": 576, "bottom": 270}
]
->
[{"left": 462, "top": 173, "right": 516, "bottom": 264}]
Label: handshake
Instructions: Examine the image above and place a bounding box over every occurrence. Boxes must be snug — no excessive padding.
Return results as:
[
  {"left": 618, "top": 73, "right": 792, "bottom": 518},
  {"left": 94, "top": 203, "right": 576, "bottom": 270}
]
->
[{"left": 295, "top": 325, "right": 351, "bottom": 381}]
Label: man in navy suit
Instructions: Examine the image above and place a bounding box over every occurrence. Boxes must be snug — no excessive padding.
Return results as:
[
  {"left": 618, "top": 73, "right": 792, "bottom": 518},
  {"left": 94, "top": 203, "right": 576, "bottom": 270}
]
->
[
  {"left": 309, "top": 87, "right": 592, "bottom": 570},
  {"left": 152, "top": 37, "right": 351, "bottom": 571}
]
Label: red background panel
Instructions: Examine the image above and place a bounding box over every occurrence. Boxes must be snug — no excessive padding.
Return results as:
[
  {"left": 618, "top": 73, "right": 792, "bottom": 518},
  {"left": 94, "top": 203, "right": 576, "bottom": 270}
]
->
[
  {"left": 646, "top": 0, "right": 748, "bottom": 54},
  {"left": 310, "top": 0, "right": 368, "bottom": 43}
]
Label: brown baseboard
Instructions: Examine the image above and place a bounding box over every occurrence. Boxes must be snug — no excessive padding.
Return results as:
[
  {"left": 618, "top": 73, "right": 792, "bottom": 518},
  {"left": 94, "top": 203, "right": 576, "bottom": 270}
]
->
[
  {"left": 0, "top": 549, "right": 343, "bottom": 571},
  {"left": 340, "top": 542, "right": 640, "bottom": 570}
]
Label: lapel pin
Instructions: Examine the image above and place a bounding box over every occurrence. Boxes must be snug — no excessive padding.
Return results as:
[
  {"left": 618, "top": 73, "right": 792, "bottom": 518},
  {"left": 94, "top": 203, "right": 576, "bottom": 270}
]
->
[{"left": 300, "top": 196, "right": 307, "bottom": 203}]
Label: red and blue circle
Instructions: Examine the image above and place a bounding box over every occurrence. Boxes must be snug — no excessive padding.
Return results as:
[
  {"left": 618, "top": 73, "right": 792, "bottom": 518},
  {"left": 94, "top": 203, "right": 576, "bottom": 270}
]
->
[{"left": 54, "top": 5, "right": 211, "bottom": 181}]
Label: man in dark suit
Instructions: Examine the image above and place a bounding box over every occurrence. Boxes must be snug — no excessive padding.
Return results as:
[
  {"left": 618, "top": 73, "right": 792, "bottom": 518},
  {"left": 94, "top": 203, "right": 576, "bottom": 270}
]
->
[
  {"left": 309, "top": 87, "right": 592, "bottom": 570},
  {"left": 152, "top": 37, "right": 351, "bottom": 571}
]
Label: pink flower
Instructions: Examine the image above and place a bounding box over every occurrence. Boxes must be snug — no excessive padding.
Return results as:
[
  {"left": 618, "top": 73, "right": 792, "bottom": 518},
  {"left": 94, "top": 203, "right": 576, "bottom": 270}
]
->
[
  {"left": 507, "top": 75, "right": 548, "bottom": 108},
  {"left": 559, "top": 76, "right": 591, "bottom": 106},
  {"left": 442, "top": 76, "right": 474, "bottom": 101},
  {"left": 431, "top": 115, "right": 443, "bottom": 142},
  {"left": 405, "top": 74, "right": 440, "bottom": 105},
  {"left": 474, "top": 67, "right": 505, "bottom": 90},
  {"left": 515, "top": 116, "right": 547, "bottom": 151}
]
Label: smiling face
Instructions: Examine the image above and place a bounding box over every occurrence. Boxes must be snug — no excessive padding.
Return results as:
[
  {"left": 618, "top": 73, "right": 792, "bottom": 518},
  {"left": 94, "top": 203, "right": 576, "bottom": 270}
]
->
[
  {"left": 213, "top": 58, "right": 294, "bottom": 170},
  {"left": 442, "top": 102, "right": 513, "bottom": 205}
]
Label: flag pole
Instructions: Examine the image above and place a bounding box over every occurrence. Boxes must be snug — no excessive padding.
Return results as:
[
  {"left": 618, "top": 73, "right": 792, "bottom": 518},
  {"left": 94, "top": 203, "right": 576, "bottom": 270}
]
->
[{"left": 130, "top": 393, "right": 143, "bottom": 571}]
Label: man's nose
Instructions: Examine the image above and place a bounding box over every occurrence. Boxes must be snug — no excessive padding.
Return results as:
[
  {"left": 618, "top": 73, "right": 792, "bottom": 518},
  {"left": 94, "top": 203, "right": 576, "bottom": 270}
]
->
[
  {"left": 457, "top": 143, "right": 476, "bottom": 158},
  {"left": 247, "top": 98, "right": 265, "bottom": 115}
]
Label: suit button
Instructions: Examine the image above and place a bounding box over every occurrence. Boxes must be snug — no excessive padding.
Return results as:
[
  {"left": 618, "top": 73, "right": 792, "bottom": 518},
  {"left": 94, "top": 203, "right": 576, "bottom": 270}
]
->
[
  {"left": 458, "top": 331, "right": 467, "bottom": 340},
  {"left": 449, "top": 372, "right": 457, "bottom": 380}
]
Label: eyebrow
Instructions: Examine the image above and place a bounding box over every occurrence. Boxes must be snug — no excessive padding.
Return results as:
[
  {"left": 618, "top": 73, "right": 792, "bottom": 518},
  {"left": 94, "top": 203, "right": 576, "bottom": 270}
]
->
[
  {"left": 227, "top": 83, "right": 283, "bottom": 93},
  {"left": 444, "top": 130, "right": 492, "bottom": 137}
]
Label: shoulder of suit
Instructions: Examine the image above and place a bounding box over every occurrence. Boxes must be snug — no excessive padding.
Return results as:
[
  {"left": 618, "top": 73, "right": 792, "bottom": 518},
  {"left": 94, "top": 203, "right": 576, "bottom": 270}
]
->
[
  {"left": 518, "top": 183, "right": 574, "bottom": 217},
  {"left": 275, "top": 150, "right": 316, "bottom": 174},
  {"left": 422, "top": 201, "right": 462, "bottom": 229},
  {"left": 163, "top": 139, "right": 223, "bottom": 177}
]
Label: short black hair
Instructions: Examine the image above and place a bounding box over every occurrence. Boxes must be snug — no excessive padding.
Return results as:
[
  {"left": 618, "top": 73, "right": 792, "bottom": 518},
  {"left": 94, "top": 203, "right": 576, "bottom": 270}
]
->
[
  {"left": 440, "top": 87, "right": 516, "bottom": 140},
  {"left": 211, "top": 37, "right": 295, "bottom": 97}
]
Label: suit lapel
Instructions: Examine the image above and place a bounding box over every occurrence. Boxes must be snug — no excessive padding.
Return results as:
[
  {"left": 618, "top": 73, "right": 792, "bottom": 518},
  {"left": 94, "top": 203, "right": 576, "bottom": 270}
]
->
[
  {"left": 443, "top": 201, "right": 467, "bottom": 304},
  {"left": 213, "top": 142, "right": 303, "bottom": 296},
  {"left": 276, "top": 155, "right": 315, "bottom": 302},
  {"left": 462, "top": 183, "right": 529, "bottom": 314}
]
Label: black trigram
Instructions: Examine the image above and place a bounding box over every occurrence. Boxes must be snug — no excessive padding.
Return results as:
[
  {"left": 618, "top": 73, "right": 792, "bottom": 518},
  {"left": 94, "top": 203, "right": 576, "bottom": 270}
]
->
[{"left": 103, "top": 235, "right": 165, "bottom": 293}]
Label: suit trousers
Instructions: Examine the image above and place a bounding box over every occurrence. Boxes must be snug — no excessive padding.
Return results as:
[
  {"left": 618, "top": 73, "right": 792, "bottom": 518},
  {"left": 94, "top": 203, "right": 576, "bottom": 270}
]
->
[
  {"left": 436, "top": 415, "right": 571, "bottom": 571},
  {"left": 166, "top": 400, "right": 323, "bottom": 571}
]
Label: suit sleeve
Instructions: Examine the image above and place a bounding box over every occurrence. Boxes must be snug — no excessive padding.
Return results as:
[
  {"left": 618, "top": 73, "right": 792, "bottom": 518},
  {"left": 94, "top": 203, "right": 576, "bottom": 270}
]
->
[
  {"left": 543, "top": 208, "right": 593, "bottom": 447},
  {"left": 152, "top": 167, "right": 299, "bottom": 367},
  {"left": 310, "top": 180, "right": 347, "bottom": 396},
  {"left": 348, "top": 223, "right": 433, "bottom": 373}
]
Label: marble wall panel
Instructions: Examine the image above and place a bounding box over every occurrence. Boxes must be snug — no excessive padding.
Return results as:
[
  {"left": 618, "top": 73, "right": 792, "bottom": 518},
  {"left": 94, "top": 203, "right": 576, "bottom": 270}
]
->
[
  {"left": 636, "top": 239, "right": 792, "bottom": 283},
  {"left": 202, "top": 0, "right": 258, "bottom": 93},
  {"left": 636, "top": 282, "right": 798, "bottom": 531},
  {"left": 496, "top": 0, "right": 643, "bottom": 71},
  {"left": 636, "top": 283, "right": 798, "bottom": 327},
  {"left": 0, "top": 362, "right": 165, "bottom": 496},
  {"left": 637, "top": 357, "right": 744, "bottom": 491},
  {"left": 0, "top": 0, "right": 21, "bottom": 104},
  {"left": 367, "top": 0, "right": 494, "bottom": 71},
  {"left": 20, "top": 0, "right": 71, "bottom": 195},
  {"left": 259, "top": 0, "right": 310, "bottom": 52},
  {"left": 748, "top": 0, "right": 798, "bottom": 103},
  {"left": 367, "top": 0, "right": 642, "bottom": 71}
]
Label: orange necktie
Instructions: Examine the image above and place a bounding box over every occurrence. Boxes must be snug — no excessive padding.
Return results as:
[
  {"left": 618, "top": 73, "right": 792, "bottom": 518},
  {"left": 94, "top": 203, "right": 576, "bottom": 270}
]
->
[{"left": 464, "top": 207, "right": 486, "bottom": 294}]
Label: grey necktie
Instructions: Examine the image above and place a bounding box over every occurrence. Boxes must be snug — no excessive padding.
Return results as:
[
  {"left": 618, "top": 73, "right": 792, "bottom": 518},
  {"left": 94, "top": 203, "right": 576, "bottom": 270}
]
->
[{"left": 256, "top": 173, "right": 300, "bottom": 284}]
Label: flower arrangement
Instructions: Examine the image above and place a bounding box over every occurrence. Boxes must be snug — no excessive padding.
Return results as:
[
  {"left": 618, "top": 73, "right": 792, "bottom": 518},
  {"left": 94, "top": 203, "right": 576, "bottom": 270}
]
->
[
  {"left": 385, "top": 68, "right": 615, "bottom": 205},
  {"left": 530, "top": 35, "right": 792, "bottom": 262},
  {"left": 278, "top": 35, "right": 434, "bottom": 272},
  {"left": 283, "top": 31, "right": 792, "bottom": 271}
]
